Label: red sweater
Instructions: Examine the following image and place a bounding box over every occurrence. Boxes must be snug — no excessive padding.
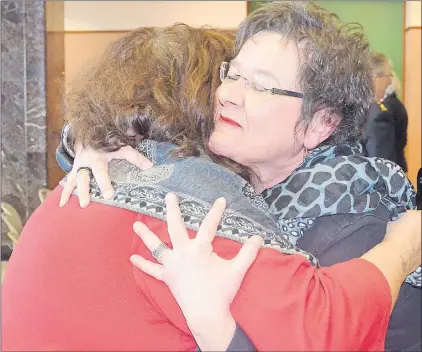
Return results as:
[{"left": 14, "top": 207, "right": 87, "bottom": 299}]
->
[{"left": 2, "top": 187, "right": 391, "bottom": 351}]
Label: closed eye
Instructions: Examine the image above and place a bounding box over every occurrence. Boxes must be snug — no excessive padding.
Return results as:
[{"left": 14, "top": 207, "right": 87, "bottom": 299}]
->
[{"left": 227, "top": 74, "right": 241, "bottom": 81}]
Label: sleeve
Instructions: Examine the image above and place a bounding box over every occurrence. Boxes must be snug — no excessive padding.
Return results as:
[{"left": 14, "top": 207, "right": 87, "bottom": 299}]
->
[
  {"left": 56, "top": 145, "right": 74, "bottom": 173},
  {"left": 228, "top": 249, "right": 392, "bottom": 352},
  {"left": 195, "top": 324, "right": 256, "bottom": 352},
  {"left": 296, "top": 210, "right": 387, "bottom": 266},
  {"left": 226, "top": 324, "right": 256, "bottom": 351},
  {"left": 365, "top": 107, "right": 397, "bottom": 162},
  {"left": 56, "top": 123, "right": 75, "bottom": 172}
]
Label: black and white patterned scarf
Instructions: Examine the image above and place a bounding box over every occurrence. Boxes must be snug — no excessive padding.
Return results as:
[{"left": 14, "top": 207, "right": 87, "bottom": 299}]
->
[{"left": 263, "top": 143, "right": 420, "bottom": 287}]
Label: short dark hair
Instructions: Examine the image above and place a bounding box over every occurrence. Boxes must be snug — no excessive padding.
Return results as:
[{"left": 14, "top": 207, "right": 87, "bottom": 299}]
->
[{"left": 235, "top": 1, "right": 373, "bottom": 145}]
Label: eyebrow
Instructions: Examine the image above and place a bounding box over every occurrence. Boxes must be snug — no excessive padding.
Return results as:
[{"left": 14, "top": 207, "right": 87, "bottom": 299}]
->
[{"left": 229, "top": 59, "right": 283, "bottom": 87}]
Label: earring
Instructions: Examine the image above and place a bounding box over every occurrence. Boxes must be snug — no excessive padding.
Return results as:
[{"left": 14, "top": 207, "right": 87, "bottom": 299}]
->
[{"left": 302, "top": 146, "right": 309, "bottom": 164}]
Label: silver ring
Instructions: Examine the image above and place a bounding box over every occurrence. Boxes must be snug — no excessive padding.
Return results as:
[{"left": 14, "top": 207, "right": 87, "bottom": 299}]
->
[{"left": 151, "top": 242, "right": 170, "bottom": 264}]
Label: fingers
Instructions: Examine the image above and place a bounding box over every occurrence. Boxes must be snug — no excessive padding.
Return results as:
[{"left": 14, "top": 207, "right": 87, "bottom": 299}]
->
[
  {"left": 231, "top": 235, "right": 263, "bottom": 278},
  {"left": 130, "top": 254, "right": 164, "bottom": 281},
  {"left": 164, "top": 193, "right": 189, "bottom": 248},
  {"left": 133, "top": 222, "right": 171, "bottom": 264},
  {"left": 196, "top": 198, "right": 226, "bottom": 244},
  {"left": 59, "top": 171, "right": 77, "bottom": 207},
  {"left": 113, "top": 146, "right": 153, "bottom": 170},
  {"left": 91, "top": 161, "right": 115, "bottom": 200},
  {"left": 76, "top": 169, "right": 91, "bottom": 208}
]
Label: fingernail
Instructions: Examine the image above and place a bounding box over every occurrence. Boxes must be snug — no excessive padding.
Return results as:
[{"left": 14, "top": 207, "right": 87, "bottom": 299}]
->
[
  {"left": 104, "top": 190, "right": 114, "bottom": 200},
  {"left": 165, "top": 193, "right": 176, "bottom": 201},
  {"left": 129, "top": 255, "right": 139, "bottom": 266},
  {"left": 216, "top": 197, "right": 226, "bottom": 205},
  {"left": 133, "top": 222, "right": 142, "bottom": 232},
  {"left": 80, "top": 201, "right": 89, "bottom": 208}
]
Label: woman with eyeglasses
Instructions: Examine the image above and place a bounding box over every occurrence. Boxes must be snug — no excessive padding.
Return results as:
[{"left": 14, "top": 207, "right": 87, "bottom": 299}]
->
[
  {"left": 3, "top": 3, "right": 421, "bottom": 352},
  {"left": 364, "top": 51, "right": 409, "bottom": 172}
]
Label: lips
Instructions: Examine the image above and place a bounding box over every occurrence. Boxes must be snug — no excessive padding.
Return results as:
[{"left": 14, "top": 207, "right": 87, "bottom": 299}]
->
[{"left": 219, "top": 115, "right": 242, "bottom": 128}]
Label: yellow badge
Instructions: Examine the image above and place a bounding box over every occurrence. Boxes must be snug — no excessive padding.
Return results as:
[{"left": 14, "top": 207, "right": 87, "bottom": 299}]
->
[{"left": 377, "top": 101, "right": 388, "bottom": 112}]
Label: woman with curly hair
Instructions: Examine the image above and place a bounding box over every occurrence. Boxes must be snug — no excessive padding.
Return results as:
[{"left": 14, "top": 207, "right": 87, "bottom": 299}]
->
[{"left": 3, "top": 3, "right": 421, "bottom": 351}]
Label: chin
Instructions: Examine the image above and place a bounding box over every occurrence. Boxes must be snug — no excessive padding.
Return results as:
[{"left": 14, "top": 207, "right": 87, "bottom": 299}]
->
[{"left": 208, "top": 132, "right": 233, "bottom": 159}]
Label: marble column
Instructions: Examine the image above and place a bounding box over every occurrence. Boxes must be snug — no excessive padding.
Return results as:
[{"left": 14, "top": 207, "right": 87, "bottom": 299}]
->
[{"left": 1, "top": 1, "right": 47, "bottom": 259}]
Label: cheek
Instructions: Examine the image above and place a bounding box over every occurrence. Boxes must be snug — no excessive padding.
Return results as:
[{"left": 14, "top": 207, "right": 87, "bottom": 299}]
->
[
  {"left": 246, "top": 100, "right": 301, "bottom": 133},
  {"left": 244, "top": 100, "right": 303, "bottom": 152}
]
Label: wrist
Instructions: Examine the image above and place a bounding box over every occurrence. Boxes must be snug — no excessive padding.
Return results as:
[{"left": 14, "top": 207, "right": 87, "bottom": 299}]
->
[{"left": 187, "top": 312, "right": 236, "bottom": 351}]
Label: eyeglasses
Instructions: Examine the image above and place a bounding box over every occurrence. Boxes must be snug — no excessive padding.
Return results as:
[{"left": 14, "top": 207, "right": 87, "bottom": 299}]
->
[
  {"left": 219, "top": 61, "right": 303, "bottom": 99},
  {"left": 376, "top": 73, "right": 393, "bottom": 78}
]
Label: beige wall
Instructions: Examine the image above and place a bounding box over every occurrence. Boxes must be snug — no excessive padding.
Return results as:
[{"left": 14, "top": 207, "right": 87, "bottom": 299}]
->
[
  {"left": 404, "top": 2, "right": 421, "bottom": 187},
  {"left": 64, "top": 1, "right": 246, "bottom": 30},
  {"left": 65, "top": 32, "right": 126, "bottom": 84},
  {"left": 405, "top": 1, "right": 421, "bottom": 28},
  {"left": 64, "top": 1, "right": 246, "bottom": 85}
]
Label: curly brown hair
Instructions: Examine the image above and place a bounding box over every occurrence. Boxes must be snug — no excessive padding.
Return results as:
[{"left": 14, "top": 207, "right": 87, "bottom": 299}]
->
[
  {"left": 236, "top": 1, "right": 374, "bottom": 145},
  {"left": 65, "top": 24, "right": 238, "bottom": 159}
]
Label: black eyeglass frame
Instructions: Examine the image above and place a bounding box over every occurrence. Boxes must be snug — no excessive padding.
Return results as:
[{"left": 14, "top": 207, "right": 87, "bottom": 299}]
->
[{"left": 219, "top": 61, "right": 304, "bottom": 99}]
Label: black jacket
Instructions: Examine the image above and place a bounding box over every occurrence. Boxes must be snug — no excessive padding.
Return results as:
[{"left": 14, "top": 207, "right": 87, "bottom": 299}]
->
[
  {"left": 383, "top": 93, "right": 409, "bottom": 172},
  {"left": 364, "top": 95, "right": 409, "bottom": 172},
  {"left": 364, "top": 101, "right": 397, "bottom": 162}
]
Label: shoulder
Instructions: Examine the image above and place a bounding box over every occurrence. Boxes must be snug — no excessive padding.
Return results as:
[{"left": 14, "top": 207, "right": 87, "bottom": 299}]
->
[
  {"left": 297, "top": 204, "right": 390, "bottom": 265},
  {"left": 383, "top": 94, "right": 405, "bottom": 110},
  {"left": 368, "top": 101, "right": 391, "bottom": 121},
  {"left": 368, "top": 101, "right": 394, "bottom": 125}
]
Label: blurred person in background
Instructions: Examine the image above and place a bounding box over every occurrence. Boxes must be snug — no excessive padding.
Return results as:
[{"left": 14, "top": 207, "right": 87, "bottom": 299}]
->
[
  {"left": 383, "top": 67, "right": 408, "bottom": 172},
  {"left": 365, "top": 52, "right": 408, "bottom": 171}
]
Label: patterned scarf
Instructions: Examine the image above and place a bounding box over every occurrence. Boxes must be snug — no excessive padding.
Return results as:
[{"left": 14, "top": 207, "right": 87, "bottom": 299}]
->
[{"left": 262, "top": 144, "right": 420, "bottom": 287}]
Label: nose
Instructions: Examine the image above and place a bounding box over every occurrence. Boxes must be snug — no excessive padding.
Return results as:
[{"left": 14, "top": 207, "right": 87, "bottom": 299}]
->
[{"left": 217, "top": 79, "right": 245, "bottom": 108}]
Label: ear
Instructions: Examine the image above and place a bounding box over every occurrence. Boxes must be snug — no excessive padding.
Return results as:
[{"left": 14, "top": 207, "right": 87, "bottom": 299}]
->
[{"left": 303, "top": 109, "right": 340, "bottom": 150}]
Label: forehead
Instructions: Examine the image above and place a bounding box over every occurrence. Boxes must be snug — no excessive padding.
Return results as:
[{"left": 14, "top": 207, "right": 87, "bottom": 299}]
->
[
  {"left": 234, "top": 31, "right": 300, "bottom": 80},
  {"left": 236, "top": 32, "right": 299, "bottom": 71}
]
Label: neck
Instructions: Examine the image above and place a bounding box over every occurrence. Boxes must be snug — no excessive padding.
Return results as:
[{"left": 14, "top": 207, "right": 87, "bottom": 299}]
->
[
  {"left": 376, "top": 93, "right": 385, "bottom": 101},
  {"left": 251, "top": 149, "right": 306, "bottom": 193}
]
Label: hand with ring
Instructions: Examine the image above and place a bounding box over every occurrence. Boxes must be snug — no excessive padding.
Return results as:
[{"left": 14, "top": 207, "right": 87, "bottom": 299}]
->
[
  {"left": 59, "top": 144, "right": 153, "bottom": 208},
  {"left": 130, "top": 193, "right": 263, "bottom": 351}
]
